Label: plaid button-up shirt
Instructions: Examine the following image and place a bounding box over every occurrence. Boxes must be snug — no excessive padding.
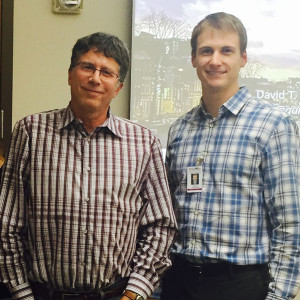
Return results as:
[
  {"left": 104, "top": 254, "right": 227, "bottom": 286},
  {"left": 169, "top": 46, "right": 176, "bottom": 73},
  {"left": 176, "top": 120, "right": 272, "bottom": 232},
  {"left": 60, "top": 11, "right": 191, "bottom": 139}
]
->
[
  {"left": 0, "top": 106, "right": 176, "bottom": 300},
  {"left": 166, "top": 87, "right": 300, "bottom": 299}
]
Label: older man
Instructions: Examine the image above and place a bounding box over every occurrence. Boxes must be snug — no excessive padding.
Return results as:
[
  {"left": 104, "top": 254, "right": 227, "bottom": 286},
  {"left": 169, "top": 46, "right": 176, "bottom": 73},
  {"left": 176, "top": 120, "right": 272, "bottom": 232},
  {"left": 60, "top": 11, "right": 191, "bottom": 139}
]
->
[{"left": 0, "top": 32, "right": 177, "bottom": 300}]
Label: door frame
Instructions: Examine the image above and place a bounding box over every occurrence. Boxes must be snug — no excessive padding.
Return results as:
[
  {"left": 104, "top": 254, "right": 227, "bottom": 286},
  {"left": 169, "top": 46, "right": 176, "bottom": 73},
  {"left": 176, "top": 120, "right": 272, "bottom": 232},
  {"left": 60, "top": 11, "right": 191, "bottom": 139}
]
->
[{"left": 0, "top": 0, "right": 13, "bottom": 155}]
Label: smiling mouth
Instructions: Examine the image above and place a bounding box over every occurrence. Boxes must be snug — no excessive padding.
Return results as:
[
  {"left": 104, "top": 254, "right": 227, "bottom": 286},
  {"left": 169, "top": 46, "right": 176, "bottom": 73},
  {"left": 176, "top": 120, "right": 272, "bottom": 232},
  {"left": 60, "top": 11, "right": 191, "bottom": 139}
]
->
[
  {"left": 83, "top": 87, "right": 102, "bottom": 94},
  {"left": 206, "top": 70, "right": 226, "bottom": 76}
]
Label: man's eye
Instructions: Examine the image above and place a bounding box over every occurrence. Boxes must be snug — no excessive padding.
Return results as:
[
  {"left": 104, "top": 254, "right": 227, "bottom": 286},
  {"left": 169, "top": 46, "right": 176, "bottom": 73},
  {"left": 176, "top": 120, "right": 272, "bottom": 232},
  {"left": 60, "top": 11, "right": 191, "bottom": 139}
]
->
[
  {"left": 82, "top": 65, "right": 94, "bottom": 71},
  {"left": 101, "top": 70, "right": 112, "bottom": 77},
  {"left": 222, "top": 48, "right": 233, "bottom": 54},
  {"left": 200, "top": 48, "right": 212, "bottom": 55}
]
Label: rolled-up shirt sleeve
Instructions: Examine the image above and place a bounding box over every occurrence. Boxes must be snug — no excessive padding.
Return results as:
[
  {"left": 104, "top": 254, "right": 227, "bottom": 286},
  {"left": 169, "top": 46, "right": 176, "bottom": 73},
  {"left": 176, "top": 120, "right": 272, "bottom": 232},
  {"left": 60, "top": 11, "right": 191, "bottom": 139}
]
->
[
  {"left": 263, "top": 117, "right": 300, "bottom": 299},
  {"left": 0, "top": 120, "right": 34, "bottom": 299},
  {"left": 126, "top": 137, "right": 177, "bottom": 299}
]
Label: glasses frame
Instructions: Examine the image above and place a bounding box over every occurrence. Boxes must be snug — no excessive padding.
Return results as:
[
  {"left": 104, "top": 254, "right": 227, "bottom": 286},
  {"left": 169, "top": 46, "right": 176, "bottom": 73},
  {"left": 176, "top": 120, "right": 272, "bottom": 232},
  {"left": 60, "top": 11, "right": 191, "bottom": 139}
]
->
[{"left": 76, "top": 62, "right": 120, "bottom": 80}]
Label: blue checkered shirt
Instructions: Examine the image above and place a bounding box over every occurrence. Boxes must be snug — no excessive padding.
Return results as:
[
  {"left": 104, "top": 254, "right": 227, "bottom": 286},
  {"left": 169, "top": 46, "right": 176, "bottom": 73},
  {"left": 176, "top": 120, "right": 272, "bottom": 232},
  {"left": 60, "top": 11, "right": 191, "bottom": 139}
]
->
[{"left": 166, "top": 86, "right": 300, "bottom": 299}]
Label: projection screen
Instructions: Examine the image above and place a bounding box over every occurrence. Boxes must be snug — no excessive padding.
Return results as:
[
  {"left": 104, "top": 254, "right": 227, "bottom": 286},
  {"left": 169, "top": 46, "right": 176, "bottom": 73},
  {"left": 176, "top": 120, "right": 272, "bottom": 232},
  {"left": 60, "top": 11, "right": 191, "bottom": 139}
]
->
[{"left": 130, "top": 0, "right": 300, "bottom": 153}]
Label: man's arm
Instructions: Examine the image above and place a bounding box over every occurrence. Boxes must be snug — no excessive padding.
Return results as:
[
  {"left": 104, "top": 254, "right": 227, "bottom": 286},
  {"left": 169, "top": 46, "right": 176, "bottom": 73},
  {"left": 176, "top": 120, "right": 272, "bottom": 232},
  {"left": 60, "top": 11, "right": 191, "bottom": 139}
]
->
[
  {"left": 263, "top": 117, "right": 300, "bottom": 300},
  {"left": 125, "top": 137, "right": 177, "bottom": 300},
  {"left": 0, "top": 120, "right": 34, "bottom": 299}
]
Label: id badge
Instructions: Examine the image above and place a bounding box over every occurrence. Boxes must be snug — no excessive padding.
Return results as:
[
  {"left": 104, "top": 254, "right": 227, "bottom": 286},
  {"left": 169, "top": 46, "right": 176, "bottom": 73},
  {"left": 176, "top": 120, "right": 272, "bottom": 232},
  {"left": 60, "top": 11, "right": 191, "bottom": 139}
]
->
[{"left": 187, "top": 166, "right": 203, "bottom": 193}]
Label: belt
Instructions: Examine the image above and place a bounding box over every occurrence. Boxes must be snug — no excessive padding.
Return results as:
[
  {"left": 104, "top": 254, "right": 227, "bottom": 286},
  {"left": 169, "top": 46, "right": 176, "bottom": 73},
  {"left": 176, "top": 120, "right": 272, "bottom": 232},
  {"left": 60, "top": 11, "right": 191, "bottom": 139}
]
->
[
  {"left": 31, "top": 281, "right": 126, "bottom": 300},
  {"left": 174, "top": 255, "right": 268, "bottom": 278}
]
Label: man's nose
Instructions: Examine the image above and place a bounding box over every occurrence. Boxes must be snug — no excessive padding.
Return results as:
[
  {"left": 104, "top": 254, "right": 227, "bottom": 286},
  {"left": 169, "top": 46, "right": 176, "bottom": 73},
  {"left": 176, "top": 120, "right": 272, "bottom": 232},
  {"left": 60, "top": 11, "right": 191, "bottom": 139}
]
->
[
  {"left": 90, "top": 69, "right": 102, "bottom": 83},
  {"left": 210, "top": 52, "right": 222, "bottom": 65}
]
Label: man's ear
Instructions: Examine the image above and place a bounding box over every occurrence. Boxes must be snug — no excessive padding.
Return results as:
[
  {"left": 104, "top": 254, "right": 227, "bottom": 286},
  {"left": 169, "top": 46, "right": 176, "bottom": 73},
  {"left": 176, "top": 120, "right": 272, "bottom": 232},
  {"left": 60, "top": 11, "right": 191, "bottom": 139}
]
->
[
  {"left": 191, "top": 52, "right": 197, "bottom": 68},
  {"left": 113, "top": 82, "right": 124, "bottom": 98},
  {"left": 68, "top": 70, "right": 72, "bottom": 86},
  {"left": 241, "top": 51, "right": 247, "bottom": 67}
]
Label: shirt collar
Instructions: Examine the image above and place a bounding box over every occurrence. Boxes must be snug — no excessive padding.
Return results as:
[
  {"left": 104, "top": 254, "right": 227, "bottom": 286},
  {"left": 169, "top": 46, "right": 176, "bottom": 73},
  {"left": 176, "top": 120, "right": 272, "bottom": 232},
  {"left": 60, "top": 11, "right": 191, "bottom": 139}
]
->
[
  {"left": 56, "top": 106, "right": 123, "bottom": 138},
  {"left": 198, "top": 86, "right": 251, "bottom": 117},
  {"left": 106, "top": 112, "right": 123, "bottom": 138},
  {"left": 56, "top": 106, "right": 75, "bottom": 129},
  {"left": 223, "top": 86, "right": 251, "bottom": 115}
]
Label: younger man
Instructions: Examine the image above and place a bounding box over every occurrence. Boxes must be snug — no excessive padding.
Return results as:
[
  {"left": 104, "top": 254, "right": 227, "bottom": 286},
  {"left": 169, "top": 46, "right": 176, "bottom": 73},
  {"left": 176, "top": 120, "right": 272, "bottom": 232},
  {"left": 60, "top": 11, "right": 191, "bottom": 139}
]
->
[{"left": 163, "top": 12, "right": 300, "bottom": 300}]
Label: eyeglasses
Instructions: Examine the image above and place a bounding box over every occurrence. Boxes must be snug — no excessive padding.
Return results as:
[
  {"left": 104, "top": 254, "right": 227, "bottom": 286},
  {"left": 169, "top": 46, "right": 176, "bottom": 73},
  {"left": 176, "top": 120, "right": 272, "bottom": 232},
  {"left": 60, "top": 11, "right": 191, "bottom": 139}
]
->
[{"left": 76, "top": 62, "right": 119, "bottom": 80}]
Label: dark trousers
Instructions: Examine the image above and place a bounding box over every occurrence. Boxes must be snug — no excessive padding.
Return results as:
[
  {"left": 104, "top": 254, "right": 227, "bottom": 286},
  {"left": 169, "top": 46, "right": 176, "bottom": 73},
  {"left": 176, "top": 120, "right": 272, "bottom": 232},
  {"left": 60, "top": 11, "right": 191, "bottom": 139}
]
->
[
  {"left": 161, "top": 255, "right": 270, "bottom": 300},
  {"left": 0, "top": 283, "right": 11, "bottom": 299}
]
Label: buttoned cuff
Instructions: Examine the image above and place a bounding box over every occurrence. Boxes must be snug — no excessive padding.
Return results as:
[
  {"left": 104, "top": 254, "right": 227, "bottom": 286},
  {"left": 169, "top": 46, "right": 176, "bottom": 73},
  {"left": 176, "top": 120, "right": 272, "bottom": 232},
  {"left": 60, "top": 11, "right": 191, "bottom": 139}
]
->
[
  {"left": 126, "top": 273, "right": 154, "bottom": 300},
  {"left": 265, "top": 292, "right": 293, "bottom": 300},
  {"left": 10, "top": 282, "right": 34, "bottom": 300}
]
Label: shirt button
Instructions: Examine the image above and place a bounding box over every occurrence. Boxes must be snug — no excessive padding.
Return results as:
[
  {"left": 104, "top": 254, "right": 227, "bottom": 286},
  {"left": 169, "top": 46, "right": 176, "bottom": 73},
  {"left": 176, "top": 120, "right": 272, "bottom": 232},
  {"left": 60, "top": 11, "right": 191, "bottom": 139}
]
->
[
  {"left": 83, "top": 229, "right": 88, "bottom": 234},
  {"left": 85, "top": 197, "right": 90, "bottom": 202},
  {"left": 86, "top": 167, "right": 90, "bottom": 172}
]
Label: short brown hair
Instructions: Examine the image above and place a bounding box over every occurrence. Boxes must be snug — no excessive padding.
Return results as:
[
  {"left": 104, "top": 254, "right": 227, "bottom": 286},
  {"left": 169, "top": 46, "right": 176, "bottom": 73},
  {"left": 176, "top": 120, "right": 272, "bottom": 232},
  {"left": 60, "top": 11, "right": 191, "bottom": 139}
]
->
[{"left": 191, "top": 12, "right": 247, "bottom": 55}]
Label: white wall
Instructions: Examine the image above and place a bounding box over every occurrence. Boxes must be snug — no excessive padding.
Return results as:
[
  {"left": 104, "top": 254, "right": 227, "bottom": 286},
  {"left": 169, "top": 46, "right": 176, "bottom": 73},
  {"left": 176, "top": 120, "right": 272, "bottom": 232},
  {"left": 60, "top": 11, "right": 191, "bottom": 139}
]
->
[
  {"left": 12, "top": 2, "right": 300, "bottom": 299},
  {"left": 12, "top": 0, "right": 132, "bottom": 126}
]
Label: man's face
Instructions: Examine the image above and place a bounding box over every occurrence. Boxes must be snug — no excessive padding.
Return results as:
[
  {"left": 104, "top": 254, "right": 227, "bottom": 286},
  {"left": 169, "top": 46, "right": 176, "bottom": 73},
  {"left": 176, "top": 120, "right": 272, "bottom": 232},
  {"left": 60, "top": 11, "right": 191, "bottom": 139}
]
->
[
  {"left": 192, "top": 27, "right": 247, "bottom": 96},
  {"left": 68, "top": 49, "right": 123, "bottom": 115}
]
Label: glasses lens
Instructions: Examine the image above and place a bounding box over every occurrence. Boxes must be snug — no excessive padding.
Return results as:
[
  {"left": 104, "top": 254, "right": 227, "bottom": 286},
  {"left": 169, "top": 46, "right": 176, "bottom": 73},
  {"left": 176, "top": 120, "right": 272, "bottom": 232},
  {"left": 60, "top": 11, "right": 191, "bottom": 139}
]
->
[
  {"left": 100, "top": 69, "right": 114, "bottom": 78},
  {"left": 79, "top": 63, "right": 94, "bottom": 74},
  {"left": 77, "top": 63, "right": 118, "bottom": 80}
]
